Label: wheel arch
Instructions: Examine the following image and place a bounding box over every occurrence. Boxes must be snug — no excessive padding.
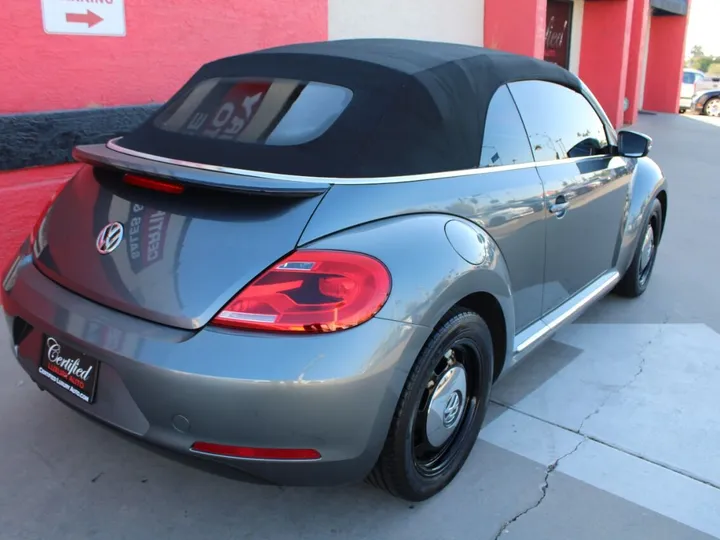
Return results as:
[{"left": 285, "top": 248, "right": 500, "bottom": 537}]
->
[
  {"left": 452, "top": 292, "right": 507, "bottom": 381},
  {"left": 656, "top": 188, "right": 668, "bottom": 240}
]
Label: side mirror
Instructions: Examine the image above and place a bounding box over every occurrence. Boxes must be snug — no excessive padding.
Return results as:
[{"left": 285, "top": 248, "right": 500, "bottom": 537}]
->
[{"left": 617, "top": 130, "right": 652, "bottom": 158}]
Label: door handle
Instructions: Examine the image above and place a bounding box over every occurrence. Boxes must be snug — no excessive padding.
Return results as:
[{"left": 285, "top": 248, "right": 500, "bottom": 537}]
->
[{"left": 549, "top": 196, "right": 569, "bottom": 216}]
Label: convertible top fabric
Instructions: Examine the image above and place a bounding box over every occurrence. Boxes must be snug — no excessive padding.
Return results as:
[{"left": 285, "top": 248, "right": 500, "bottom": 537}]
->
[{"left": 115, "top": 39, "right": 583, "bottom": 178}]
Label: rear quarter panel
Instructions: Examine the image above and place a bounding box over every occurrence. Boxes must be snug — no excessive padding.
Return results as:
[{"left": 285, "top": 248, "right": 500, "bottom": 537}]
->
[
  {"left": 301, "top": 213, "right": 516, "bottom": 375},
  {"left": 300, "top": 168, "right": 547, "bottom": 335}
]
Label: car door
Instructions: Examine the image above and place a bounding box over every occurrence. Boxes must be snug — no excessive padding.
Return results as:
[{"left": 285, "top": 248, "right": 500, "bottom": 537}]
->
[
  {"left": 477, "top": 85, "right": 547, "bottom": 331},
  {"left": 508, "top": 80, "right": 632, "bottom": 315}
]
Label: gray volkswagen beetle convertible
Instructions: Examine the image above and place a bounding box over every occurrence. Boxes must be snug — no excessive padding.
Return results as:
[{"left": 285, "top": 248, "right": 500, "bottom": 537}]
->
[{"left": 2, "top": 38, "right": 667, "bottom": 501}]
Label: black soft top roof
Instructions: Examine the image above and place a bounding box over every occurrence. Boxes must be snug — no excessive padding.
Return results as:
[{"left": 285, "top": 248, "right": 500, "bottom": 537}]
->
[{"left": 115, "top": 39, "right": 583, "bottom": 178}]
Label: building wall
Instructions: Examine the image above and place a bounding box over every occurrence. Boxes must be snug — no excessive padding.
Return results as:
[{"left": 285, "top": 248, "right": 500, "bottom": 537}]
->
[
  {"left": 637, "top": 10, "right": 653, "bottom": 110},
  {"left": 329, "top": 0, "right": 484, "bottom": 45},
  {"left": 0, "top": 0, "right": 327, "bottom": 114},
  {"left": 643, "top": 7, "right": 692, "bottom": 113},
  {"left": 484, "top": 0, "right": 546, "bottom": 57},
  {"left": 568, "top": 0, "right": 585, "bottom": 74},
  {"left": 579, "top": 0, "right": 635, "bottom": 129}
]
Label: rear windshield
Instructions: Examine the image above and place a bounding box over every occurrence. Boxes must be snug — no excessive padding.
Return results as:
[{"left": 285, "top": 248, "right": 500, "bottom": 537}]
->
[{"left": 154, "top": 78, "right": 353, "bottom": 146}]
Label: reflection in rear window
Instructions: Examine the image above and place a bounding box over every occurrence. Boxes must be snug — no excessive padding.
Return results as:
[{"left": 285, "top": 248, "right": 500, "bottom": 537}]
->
[{"left": 154, "top": 78, "right": 353, "bottom": 146}]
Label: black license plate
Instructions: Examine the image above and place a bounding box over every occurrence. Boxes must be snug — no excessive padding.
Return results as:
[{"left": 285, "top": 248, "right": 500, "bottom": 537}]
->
[{"left": 39, "top": 336, "right": 100, "bottom": 404}]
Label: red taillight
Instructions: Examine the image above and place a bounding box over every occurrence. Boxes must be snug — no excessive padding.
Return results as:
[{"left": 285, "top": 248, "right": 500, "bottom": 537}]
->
[
  {"left": 191, "top": 442, "right": 321, "bottom": 460},
  {"left": 124, "top": 174, "right": 185, "bottom": 194},
  {"left": 211, "top": 250, "right": 391, "bottom": 333}
]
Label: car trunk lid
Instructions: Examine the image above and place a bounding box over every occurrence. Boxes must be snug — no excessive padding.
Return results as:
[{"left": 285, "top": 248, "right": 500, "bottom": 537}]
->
[{"left": 32, "top": 145, "right": 330, "bottom": 330}]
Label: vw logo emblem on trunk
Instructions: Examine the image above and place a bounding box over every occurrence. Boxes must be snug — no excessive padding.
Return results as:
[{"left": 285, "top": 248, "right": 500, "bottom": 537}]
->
[{"left": 96, "top": 222, "right": 124, "bottom": 254}]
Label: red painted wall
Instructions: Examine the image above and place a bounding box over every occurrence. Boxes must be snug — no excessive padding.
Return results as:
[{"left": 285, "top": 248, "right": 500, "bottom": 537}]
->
[
  {"left": 643, "top": 8, "right": 691, "bottom": 113},
  {"left": 484, "top": 0, "right": 547, "bottom": 58},
  {"left": 579, "top": 0, "right": 634, "bottom": 128},
  {"left": 0, "top": 0, "right": 327, "bottom": 114},
  {"left": 0, "top": 165, "right": 80, "bottom": 273}
]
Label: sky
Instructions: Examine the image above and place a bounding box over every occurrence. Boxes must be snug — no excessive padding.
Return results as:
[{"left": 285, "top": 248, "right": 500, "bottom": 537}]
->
[{"left": 685, "top": 0, "right": 720, "bottom": 57}]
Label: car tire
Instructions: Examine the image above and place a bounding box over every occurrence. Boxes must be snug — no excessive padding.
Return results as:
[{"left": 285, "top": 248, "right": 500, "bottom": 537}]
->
[
  {"left": 703, "top": 98, "right": 720, "bottom": 117},
  {"left": 614, "top": 198, "right": 663, "bottom": 298},
  {"left": 679, "top": 108, "right": 686, "bottom": 114},
  {"left": 366, "top": 308, "right": 493, "bottom": 501}
]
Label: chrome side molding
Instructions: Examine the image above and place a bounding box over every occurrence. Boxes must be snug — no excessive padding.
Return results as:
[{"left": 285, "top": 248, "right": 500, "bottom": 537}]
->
[{"left": 510, "top": 270, "right": 621, "bottom": 366}]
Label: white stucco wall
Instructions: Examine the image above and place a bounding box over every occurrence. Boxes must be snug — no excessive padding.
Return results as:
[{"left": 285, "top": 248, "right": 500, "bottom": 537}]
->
[
  {"left": 328, "top": 0, "right": 484, "bottom": 46},
  {"left": 637, "top": 11, "right": 652, "bottom": 110},
  {"left": 568, "top": 0, "right": 584, "bottom": 75}
]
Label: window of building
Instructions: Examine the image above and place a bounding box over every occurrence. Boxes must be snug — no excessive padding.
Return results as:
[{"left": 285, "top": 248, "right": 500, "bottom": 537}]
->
[
  {"left": 480, "top": 85, "right": 535, "bottom": 168},
  {"left": 508, "top": 80, "right": 610, "bottom": 162}
]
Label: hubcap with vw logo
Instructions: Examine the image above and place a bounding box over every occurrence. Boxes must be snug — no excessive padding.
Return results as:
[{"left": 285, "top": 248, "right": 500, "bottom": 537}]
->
[
  {"left": 96, "top": 222, "right": 124, "bottom": 255},
  {"left": 425, "top": 361, "right": 467, "bottom": 448}
]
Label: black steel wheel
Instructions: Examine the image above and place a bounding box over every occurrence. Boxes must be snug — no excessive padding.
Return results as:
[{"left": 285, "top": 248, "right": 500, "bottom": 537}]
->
[
  {"left": 615, "top": 198, "right": 663, "bottom": 298},
  {"left": 367, "top": 308, "right": 493, "bottom": 501}
]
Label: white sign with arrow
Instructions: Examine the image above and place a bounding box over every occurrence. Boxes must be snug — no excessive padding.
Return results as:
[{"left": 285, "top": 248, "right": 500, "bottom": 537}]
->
[{"left": 41, "top": 0, "right": 126, "bottom": 37}]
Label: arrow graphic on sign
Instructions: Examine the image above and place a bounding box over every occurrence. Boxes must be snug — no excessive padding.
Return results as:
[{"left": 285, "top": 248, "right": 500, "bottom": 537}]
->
[{"left": 65, "top": 10, "right": 104, "bottom": 28}]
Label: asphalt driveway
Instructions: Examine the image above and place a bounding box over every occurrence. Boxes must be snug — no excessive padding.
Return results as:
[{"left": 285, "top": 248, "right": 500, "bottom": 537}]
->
[{"left": 1, "top": 112, "right": 719, "bottom": 540}]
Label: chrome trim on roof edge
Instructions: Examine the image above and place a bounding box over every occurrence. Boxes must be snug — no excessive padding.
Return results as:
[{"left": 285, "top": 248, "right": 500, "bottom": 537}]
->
[{"left": 105, "top": 137, "right": 614, "bottom": 185}]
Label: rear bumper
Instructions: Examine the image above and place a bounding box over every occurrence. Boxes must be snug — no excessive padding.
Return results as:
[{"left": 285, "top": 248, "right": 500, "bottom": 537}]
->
[
  {"left": 2, "top": 243, "right": 431, "bottom": 486},
  {"left": 679, "top": 97, "right": 693, "bottom": 109},
  {"left": 685, "top": 103, "right": 704, "bottom": 115}
]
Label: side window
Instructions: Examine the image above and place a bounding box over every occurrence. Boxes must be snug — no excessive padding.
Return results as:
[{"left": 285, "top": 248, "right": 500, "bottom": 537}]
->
[
  {"left": 508, "top": 80, "right": 610, "bottom": 162},
  {"left": 480, "top": 85, "right": 534, "bottom": 168},
  {"left": 683, "top": 71, "right": 695, "bottom": 84}
]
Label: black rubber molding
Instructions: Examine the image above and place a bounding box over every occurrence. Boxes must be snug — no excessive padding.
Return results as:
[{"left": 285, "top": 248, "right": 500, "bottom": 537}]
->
[{"left": 0, "top": 104, "right": 161, "bottom": 171}]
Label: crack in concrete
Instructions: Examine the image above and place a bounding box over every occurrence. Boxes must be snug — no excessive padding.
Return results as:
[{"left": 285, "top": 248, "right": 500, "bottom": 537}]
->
[
  {"left": 491, "top": 438, "right": 585, "bottom": 540},
  {"left": 577, "top": 353, "right": 646, "bottom": 433},
  {"left": 489, "top": 399, "right": 720, "bottom": 492},
  {"left": 576, "top": 323, "right": 665, "bottom": 434}
]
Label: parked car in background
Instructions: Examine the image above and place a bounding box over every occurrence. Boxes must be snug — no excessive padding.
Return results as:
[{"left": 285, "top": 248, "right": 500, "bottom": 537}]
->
[
  {"left": 689, "top": 88, "right": 720, "bottom": 117},
  {"left": 680, "top": 68, "right": 720, "bottom": 113},
  {"left": 1, "top": 39, "right": 669, "bottom": 501}
]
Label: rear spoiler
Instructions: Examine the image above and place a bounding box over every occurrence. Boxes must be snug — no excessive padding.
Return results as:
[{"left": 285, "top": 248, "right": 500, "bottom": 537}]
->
[{"left": 72, "top": 142, "right": 331, "bottom": 198}]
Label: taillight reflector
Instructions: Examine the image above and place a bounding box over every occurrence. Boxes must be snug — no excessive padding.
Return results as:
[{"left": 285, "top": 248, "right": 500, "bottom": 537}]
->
[
  {"left": 191, "top": 442, "right": 321, "bottom": 460},
  {"left": 124, "top": 174, "right": 185, "bottom": 194},
  {"left": 211, "top": 250, "right": 391, "bottom": 333}
]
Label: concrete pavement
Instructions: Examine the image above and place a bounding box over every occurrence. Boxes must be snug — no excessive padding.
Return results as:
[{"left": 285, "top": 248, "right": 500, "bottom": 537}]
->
[{"left": 0, "top": 112, "right": 719, "bottom": 540}]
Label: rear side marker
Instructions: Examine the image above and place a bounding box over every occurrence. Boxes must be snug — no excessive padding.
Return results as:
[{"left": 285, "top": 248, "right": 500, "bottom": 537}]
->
[{"left": 191, "top": 442, "right": 321, "bottom": 460}]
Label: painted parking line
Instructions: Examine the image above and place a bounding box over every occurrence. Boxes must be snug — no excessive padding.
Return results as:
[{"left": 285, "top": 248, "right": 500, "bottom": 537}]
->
[
  {"left": 496, "top": 323, "right": 720, "bottom": 488},
  {"left": 480, "top": 408, "right": 720, "bottom": 538},
  {"left": 481, "top": 323, "right": 720, "bottom": 538}
]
